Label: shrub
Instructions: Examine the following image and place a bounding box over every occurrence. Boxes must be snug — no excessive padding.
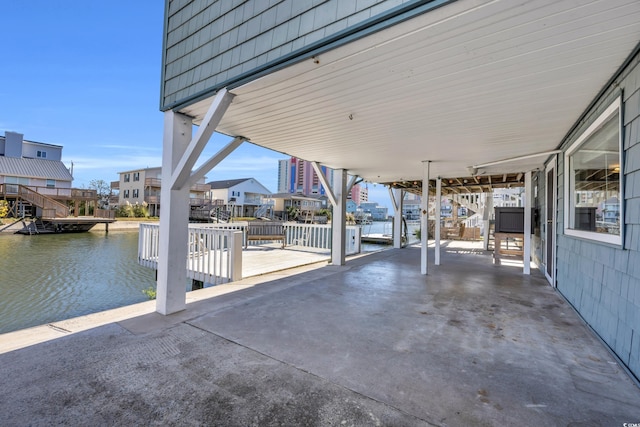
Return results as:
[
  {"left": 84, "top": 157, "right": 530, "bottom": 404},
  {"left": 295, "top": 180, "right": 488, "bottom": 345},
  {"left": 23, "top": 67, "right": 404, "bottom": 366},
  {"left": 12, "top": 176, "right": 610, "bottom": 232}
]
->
[
  {"left": 0, "top": 200, "right": 8, "bottom": 218},
  {"left": 142, "top": 286, "right": 157, "bottom": 300},
  {"left": 116, "top": 202, "right": 148, "bottom": 218}
]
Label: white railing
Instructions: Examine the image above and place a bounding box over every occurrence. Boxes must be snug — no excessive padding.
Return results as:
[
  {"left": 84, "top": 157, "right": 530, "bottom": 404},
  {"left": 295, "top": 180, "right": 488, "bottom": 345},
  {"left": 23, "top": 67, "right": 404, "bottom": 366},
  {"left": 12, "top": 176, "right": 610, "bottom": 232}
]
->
[
  {"left": 283, "top": 223, "right": 361, "bottom": 255},
  {"left": 138, "top": 223, "right": 243, "bottom": 285},
  {"left": 138, "top": 222, "right": 362, "bottom": 284},
  {"left": 184, "top": 222, "right": 360, "bottom": 255},
  {"left": 463, "top": 213, "right": 483, "bottom": 228}
]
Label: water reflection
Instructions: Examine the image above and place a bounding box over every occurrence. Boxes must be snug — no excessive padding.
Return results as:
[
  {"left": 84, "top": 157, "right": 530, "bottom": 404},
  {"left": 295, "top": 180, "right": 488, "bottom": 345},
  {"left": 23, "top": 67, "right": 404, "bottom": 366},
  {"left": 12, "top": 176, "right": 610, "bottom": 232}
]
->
[{"left": 0, "top": 231, "right": 156, "bottom": 334}]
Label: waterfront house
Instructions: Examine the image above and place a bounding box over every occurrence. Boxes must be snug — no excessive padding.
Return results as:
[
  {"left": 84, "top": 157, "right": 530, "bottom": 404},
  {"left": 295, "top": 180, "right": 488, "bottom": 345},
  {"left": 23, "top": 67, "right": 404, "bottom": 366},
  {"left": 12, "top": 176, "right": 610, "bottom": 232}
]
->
[
  {"left": 154, "top": 0, "right": 640, "bottom": 381},
  {"left": 112, "top": 166, "right": 210, "bottom": 217},
  {"left": 205, "top": 177, "right": 272, "bottom": 218},
  {"left": 267, "top": 193, "right": 326, "bottom": 221},
  {"left": 359, "top": 202, "right": 389, "bottom": 221},
  {"left": 0, "top": 131, "right": 94, "bottom": 218}
]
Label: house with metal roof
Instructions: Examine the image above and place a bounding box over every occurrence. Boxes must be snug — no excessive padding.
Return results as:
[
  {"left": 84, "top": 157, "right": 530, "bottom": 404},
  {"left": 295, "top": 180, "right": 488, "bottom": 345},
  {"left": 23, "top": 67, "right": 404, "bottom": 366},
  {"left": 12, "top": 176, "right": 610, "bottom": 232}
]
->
[
  {"left": 0, "top": 131, "right": 75, "bottom": 217},
  {"left": 153, "top": 0, "right": 640, "bottom": 383}
]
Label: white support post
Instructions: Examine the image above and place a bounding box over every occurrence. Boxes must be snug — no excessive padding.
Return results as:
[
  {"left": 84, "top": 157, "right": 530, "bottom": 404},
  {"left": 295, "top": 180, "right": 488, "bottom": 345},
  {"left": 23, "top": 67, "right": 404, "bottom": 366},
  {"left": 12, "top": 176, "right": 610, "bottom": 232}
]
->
[
  {"left": 421, "top": 161, "right": 430, "bottom": 275},
  {"left": 483, "top": 192, "right": 493, "bottom": 250},
  {"left": 157, "top": 111, "right": 192, "bottom": 315},
  {"left": 523, "top": 171, "right": 532, "bottom": 275},
  {"left": 435, "top": 177, "right": 442, "bottom": 265},
  {"left": 389, "top": 187, "right": 403, "bottom": 248},
  {"left": 332, "top": 169, "right": 348, "bottom": 265},
  {"left": 310, "top": 162, "right": 347, "bottom": 265},
  {"left": 156, "top": 88, "right": 237, "bottom": 315},
  {"left": 230, "top": 231, "right": 243, "bottom": 281}
]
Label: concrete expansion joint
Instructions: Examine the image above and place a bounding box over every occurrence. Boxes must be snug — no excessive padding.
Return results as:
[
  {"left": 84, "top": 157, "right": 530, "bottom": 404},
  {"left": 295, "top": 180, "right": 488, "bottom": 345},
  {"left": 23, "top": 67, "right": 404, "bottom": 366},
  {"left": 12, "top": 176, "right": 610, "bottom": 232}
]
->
[
  {"left": 183, "top": 320, "right": 439, "bottom": 426},
  {"left": 47, "top": 324, "right": 71, "bottom": 334}
]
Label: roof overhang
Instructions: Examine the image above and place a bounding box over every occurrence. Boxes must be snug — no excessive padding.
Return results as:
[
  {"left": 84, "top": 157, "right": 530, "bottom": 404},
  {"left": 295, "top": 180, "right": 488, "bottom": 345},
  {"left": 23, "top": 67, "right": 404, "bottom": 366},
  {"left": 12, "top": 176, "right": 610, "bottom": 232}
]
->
[{"left": 178, "top": 0, "right": 640, "bottom": 188}]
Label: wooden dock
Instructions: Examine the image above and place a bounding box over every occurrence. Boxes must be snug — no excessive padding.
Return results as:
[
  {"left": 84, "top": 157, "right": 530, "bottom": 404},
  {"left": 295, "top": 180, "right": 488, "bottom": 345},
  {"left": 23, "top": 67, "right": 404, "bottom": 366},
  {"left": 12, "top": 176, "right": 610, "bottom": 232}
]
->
[{"left": 16, "top": 217, "right": 116, "bottom": 235}]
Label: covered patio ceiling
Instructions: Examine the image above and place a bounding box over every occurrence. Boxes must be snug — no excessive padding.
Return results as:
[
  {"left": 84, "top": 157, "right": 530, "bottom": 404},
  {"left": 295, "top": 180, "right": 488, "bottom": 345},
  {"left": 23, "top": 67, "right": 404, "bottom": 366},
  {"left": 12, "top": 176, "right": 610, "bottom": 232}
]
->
[{"left": 178, "top": 0, "right": 640, "bottom": 189}]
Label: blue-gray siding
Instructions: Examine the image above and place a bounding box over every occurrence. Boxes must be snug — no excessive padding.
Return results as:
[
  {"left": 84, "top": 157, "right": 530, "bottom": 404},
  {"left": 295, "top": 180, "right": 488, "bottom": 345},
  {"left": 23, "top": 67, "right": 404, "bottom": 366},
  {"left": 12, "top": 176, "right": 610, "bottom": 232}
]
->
[
  {"left": 161, "top": 0, "right": 417, "bottom": 110},
  {"left": 553, "top": 50, "right": 640, "bottom": 380}
]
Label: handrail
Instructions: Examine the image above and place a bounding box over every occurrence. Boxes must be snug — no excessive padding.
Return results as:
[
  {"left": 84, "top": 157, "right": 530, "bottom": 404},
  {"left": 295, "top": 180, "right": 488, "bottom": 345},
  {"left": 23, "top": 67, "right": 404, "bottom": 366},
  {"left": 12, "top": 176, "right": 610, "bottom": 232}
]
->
[
  {"left": 17, "top": 185, "right": 69, "bottom": 218},
  {"left": 95, "top": 208, "right": 116, "bottom": 219},
  {"left": 144, "top": 177, "right": 210, "bottom": 192},
  {"left": 0, "top": 184, "right": 97, "bottom": 200}
]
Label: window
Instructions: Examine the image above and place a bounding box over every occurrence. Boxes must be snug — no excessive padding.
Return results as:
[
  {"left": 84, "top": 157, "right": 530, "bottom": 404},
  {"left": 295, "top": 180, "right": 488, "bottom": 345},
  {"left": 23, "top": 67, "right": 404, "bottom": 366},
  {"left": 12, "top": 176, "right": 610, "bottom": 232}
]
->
[
  {"left": 124, "top": 189, "right": 130, "bottom": 198},
  {"left": 133, "top": 172, "right": 140, "bottom": 182},
  {"left": 37, "top": 150, "right": 46, "bottom": 158},
  {"left": 133, "top": 189, "right": 139, "bottom": 198},
  {"left": 124, "top": 173, "right": 130, "bottom": 183},
  {"left": 565, "top": 97, "right": 622, "bottom": 245},
  {"left": 4, "top": 176, "right": 29, "bottom": 193},
  {"left": 46, "top": 179, "right": 55, "bottom": 188}
]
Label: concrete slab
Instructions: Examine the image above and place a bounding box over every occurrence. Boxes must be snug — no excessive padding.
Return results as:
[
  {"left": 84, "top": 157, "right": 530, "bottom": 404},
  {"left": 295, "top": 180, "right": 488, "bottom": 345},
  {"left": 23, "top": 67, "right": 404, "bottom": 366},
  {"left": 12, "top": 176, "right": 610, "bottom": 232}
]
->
[
  {"left": 242, "top": 244, "right": 330, "bottom": 277},
  {"left": 1, "top": 244, "right": 639, "bottom": 426}
]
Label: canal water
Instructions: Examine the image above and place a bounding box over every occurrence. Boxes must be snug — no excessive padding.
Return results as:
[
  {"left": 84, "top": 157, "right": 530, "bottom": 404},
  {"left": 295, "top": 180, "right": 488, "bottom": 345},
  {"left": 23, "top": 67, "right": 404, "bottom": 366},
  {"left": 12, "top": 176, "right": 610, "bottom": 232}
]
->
[{"left": 0, "top": 231, "right": 155, "bottom": 335}]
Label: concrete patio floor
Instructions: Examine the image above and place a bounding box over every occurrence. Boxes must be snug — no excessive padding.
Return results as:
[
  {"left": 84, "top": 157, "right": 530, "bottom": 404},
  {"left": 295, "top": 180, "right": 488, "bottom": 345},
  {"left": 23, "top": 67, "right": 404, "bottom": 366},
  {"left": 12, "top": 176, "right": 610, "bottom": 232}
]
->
[{"left": 1, "top": 243, "right": 639, "bottom": 426}]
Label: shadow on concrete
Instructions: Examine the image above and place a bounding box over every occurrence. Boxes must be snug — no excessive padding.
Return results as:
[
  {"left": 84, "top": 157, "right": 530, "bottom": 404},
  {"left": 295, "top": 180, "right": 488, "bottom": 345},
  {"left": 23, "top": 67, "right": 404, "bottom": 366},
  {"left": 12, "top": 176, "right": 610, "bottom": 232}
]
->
[{"left": 1, "top": 245, "right": 639, "bottom": 425}]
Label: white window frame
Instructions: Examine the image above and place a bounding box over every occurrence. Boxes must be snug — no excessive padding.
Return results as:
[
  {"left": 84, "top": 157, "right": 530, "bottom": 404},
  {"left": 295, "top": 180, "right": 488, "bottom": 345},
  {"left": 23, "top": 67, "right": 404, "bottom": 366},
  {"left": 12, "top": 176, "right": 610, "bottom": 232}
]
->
[{"left": 564, "top": 97, "right": 623, "bottom": 246}]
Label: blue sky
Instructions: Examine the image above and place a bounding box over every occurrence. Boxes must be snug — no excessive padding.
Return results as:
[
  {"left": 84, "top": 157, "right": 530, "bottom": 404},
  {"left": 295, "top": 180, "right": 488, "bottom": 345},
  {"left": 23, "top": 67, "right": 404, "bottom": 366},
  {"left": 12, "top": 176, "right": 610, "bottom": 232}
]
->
[{"left": 0, "top": 1, "right": 391, "bottom": 209}]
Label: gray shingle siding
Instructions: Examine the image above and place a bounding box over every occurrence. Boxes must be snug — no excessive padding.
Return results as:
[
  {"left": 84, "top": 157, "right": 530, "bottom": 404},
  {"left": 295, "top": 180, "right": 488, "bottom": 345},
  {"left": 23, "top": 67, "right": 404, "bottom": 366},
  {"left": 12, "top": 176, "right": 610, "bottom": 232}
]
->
[
  {"left": 161, "top": 0, "right": 414, "bottom": 110},
  {"left": 552, "top": 49, "right": 640, "bottom": 380}
]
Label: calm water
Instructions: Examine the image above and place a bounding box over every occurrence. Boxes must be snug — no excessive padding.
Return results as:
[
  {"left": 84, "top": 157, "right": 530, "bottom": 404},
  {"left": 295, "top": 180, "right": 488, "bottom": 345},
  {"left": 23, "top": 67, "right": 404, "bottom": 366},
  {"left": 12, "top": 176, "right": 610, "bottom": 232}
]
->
[{"left": 0, "top": 231, "right": 156, "bottom": 334}]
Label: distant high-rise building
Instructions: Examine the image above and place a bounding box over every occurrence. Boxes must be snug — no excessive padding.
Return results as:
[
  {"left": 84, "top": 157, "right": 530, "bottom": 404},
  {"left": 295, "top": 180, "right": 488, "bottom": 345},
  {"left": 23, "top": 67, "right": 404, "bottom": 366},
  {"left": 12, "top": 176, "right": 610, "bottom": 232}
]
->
[
  {"left": 277, "top": 159, "right": 290, "bottom": 193},
  {"left": 277, "top": 157, "right": 333, "bottom": 196},
  {"left": 360, "top": 185, "right": 369, "bottom": 203}
]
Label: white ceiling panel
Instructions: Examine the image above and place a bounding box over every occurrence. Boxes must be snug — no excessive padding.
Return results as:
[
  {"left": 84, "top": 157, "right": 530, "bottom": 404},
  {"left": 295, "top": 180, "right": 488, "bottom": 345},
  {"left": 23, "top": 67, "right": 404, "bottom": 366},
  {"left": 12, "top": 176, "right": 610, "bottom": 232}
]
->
[{"left": 180, "top": 0, "right": 640, "bottom": 184}]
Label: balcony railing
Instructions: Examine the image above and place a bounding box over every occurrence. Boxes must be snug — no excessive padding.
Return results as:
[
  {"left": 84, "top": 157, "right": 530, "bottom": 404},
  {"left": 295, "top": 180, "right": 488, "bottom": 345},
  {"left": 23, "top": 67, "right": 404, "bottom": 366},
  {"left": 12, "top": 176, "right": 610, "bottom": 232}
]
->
[
  {"left": 144, "top": 177, "right": 210, "bottom": 193},
  {"left": 145, "top": 177, "right": 162, "bottom": 187},
  {"left": 0, "top": 185, "right": 97, "bottom": 200},
  {"left": 145, "top": 195, "right": 160, "bottom": 204}
]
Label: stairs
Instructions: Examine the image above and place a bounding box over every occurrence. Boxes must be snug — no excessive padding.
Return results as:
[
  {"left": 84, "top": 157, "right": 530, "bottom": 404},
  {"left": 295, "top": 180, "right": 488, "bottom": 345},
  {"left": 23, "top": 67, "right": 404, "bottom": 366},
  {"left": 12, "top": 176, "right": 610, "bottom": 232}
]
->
[
  {"left": 254, "top": 204, "right": 269, "bottom": 218},
  {"left": 17, "top": 185, "right": 69, "bottom": 218},
  {"left": 19, "top": 219, "right": 55, "bottom": 235}
]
